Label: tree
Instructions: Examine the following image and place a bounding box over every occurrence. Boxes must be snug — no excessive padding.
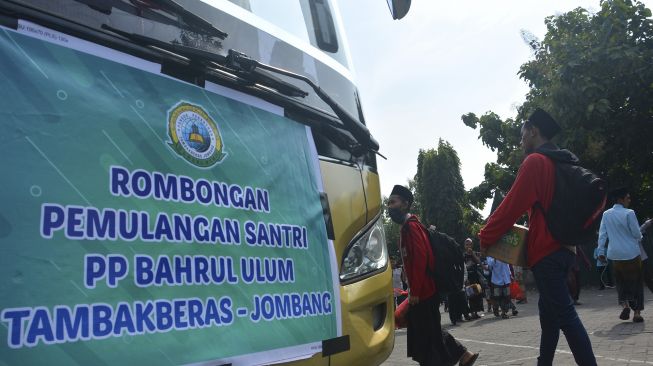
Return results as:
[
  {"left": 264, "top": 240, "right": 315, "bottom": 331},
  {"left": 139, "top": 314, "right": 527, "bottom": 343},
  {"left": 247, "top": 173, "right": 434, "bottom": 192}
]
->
[
  {"left": 463, "top": 0, "right": 653, "bottom": 220},
  {"left": 414, "top": 139, "right": 475, "bottom": 243},
  {"left": 407, "top": 178, "right": 422, "bottom": 219},
  {"left": 461, "top": 112, "right": 523, "bottom": 210},
  {"left": 382, "top": 195, "right": 401, "bottom": 259}
]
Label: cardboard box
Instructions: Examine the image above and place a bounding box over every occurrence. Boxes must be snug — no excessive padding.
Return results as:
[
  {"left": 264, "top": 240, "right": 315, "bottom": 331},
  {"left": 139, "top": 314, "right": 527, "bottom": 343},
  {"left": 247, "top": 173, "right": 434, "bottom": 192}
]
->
[{"left": 486, "top": 224, "right": 528, "bottom": 268}]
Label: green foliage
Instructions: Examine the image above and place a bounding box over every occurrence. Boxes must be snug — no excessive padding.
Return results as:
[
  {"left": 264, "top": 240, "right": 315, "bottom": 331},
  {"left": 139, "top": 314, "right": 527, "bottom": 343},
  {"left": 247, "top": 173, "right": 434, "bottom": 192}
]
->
[
  {"left": 414, "top": 139, "right": 479, "bottom": 243},
  {"left": 460, "top": 112, "right": 522, "bottom": 205},
  {"left": 382, "top": 195, "right": 401, "bottom": 259},
  {"left": 462, "top": 205, "right": 483, "bottom": 248},
  {"left": 463, "top": 0, "right": 653, "bottom": 220},
  {"left": 407, "top": 178, "right": 422, "bottom": 218}
]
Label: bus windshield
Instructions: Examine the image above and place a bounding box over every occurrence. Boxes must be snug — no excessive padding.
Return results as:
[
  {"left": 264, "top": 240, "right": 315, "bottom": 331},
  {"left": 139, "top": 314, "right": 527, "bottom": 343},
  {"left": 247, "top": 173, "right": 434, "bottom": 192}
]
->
[{"left": 221, "top": 0, "right": 350, "bottom": 67}]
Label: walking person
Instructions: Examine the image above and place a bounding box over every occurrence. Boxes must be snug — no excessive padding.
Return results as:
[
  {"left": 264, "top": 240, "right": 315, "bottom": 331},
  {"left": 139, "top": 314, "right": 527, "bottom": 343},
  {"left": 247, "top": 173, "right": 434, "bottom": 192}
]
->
[
  {"left": 388, "top": 185, "right": 479, "bottom": 366},
  {"left": 486, "top": 256, "right": 512, "bottom": 318},
  {"left": 480, "top": 258, "right": 494, "bottom": 313},
  {"left": 479, "top": 108, "right": 597, "bottom": 365},
  {"left": 464, "top": 238, "right": 484, "bottom": 319},
  {"left": 567, "top": 247, "right": 591, "bottom": 305},
  {"left": 451, "top": 252, "right": 471, "bottom": 324},
  {"left": 507, "top": 296, "right": 519, "bottom": 316},
  {"left": 448, "top": 287, "right": 471, "bottom": 325},
  {"left": 597, "top": 187, "right": 645, "bottom": 322}
]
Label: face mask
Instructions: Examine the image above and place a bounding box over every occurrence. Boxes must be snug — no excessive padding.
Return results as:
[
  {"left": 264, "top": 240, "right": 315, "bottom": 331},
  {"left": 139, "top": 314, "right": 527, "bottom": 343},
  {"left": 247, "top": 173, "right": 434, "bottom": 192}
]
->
[{"left": 388, "top": 207, "right": 406, "bottom": 224}]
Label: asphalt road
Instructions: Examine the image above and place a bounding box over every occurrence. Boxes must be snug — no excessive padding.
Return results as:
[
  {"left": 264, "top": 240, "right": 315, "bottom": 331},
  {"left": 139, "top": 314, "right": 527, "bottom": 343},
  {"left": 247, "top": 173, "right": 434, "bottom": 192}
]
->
[{"left": 383, "top": 288, "right": 653, "bottom": 366}]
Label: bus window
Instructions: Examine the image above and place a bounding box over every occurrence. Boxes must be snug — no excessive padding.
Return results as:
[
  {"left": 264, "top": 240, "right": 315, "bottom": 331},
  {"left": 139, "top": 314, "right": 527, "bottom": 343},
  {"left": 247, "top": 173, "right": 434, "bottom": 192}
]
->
[{"left": 226, "top": 0, "right": 346, "bottom": 64}]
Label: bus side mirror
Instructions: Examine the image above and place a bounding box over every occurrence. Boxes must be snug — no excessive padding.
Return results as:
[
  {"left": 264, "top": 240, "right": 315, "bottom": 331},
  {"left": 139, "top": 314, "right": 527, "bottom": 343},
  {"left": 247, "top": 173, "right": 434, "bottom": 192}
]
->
[{"left": 386, "top": 0, "right": 411, "bottom": 20}]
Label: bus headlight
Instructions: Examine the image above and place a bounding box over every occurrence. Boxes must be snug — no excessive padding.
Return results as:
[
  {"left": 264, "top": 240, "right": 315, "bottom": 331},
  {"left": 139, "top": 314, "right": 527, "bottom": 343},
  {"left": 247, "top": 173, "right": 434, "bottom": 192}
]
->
[{"left": 340, "top": 218, "right": 387, "bottom": 282}]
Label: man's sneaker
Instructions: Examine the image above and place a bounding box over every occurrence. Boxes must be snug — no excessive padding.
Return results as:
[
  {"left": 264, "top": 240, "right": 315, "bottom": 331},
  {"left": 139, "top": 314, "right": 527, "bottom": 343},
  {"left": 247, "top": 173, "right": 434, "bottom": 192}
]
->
[
  {"left": 512, "top": 309, "right": 519, "bottom": 316},
  {"left": 501, "top": 313, "right": 509, "bottom": 319},
  {"left": 620, "top": 308, "right": 631, "bottom": 320}
]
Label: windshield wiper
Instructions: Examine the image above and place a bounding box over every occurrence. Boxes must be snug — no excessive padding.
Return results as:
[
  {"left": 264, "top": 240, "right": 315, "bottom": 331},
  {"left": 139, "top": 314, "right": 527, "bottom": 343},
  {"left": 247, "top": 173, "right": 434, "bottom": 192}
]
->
[
  {"left": 102, "top": 25, "right": 373, "bottom": 153},
  {"left": 226, "top": 50, "right": 380, "bottom": 153},
  {"left": 75, "top": 0, "right": 227, "bottom": 39},
  {"left": 102, "top": 24, "right": 307, "bottom": 98}
]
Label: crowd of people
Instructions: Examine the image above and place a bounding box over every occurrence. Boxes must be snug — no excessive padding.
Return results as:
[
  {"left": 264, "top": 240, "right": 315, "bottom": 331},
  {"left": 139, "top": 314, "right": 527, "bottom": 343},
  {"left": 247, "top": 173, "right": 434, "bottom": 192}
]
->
[
  {"left": 387, "top": 108, "right": 653, "bottom": 366},
  {"left": 393, "top": 244, "right": 526, "bottom": 325}
]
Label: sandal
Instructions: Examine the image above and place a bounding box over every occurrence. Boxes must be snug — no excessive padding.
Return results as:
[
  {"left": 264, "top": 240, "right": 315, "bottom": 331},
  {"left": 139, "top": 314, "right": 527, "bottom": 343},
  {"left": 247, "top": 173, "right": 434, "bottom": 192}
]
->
[
  {"left": 620, "top": 308, "right": 631, "bottom": 320},
  {"left": 633, "top": 314, "right": 644, "bottom": 323},
  {"left": 459, "top": 352, "right": 479, "bottom": 366}
]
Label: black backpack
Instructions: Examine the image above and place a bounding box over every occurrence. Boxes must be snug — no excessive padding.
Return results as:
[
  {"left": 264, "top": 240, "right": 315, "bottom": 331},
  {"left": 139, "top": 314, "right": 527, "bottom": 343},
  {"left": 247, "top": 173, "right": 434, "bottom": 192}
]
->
[
  {"left": 422, "top": 226, "right": 465, "bottom": 295},
  {"left": 535, "top": 149, "right": 607, "bottom": 246}
]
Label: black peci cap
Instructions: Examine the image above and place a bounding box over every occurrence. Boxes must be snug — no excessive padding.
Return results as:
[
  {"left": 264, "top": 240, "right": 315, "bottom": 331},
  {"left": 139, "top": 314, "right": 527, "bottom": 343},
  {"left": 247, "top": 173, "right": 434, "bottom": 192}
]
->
[
  {"left": 528, "top": 108, "right": 561, "bottom": 139},
  {"left": 390, "top": 185, "right": 413, "bottom": 205}
]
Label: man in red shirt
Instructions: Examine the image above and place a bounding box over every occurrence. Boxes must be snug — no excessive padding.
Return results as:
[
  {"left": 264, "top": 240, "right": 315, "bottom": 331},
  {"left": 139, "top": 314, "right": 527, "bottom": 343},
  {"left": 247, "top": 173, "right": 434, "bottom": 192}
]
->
[
  {"left": 479, "top": 109, "right": 596, "bottom": 365},
  {"left": 388, "top": 185, "right": 478, "bottom": 366}
]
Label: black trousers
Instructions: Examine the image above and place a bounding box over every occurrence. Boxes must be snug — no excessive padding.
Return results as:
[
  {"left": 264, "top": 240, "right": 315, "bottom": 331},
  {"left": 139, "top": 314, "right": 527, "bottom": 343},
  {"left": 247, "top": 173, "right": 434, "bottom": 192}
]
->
[
  {"left": 447, "top": 290, "right": 470, "bottom": 323},
  {"left": 567, "top": 269, "right": 581, "bottom": 301},
  {"left": 614, "top": 257, "right": 644, "bottom": 311},
  {"left": 407, "top": 295, "right": 467, "bottom": 366}
]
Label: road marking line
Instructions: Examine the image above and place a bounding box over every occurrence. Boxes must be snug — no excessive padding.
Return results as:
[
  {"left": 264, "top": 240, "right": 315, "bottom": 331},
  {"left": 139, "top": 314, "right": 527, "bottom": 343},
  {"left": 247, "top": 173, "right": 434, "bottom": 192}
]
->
[
  {"left": 458, "top": 338, "right": 569, "bottom": 353},
  {"left": 459, "top": 338, "right": 653, "bottom": 365},
  {"left": 485, "top": 356, "right": 538, "bottom": 365}
]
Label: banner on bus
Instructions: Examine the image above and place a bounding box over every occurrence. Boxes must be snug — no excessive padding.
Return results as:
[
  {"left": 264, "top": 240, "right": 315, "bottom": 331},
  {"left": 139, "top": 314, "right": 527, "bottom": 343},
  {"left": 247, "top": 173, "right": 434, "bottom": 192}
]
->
[{"left": 0, "top": 27, "right": 338, "bottom": 366}]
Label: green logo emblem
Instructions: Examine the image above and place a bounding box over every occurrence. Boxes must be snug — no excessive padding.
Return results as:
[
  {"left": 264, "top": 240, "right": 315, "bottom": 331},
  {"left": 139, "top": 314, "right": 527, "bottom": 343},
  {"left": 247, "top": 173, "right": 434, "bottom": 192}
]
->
[
  {"left": 502, "top": 231, "right": 520, "bottom": 247},
  {"left": 167, "top": 102, "right": 226, "bottom": 168}
]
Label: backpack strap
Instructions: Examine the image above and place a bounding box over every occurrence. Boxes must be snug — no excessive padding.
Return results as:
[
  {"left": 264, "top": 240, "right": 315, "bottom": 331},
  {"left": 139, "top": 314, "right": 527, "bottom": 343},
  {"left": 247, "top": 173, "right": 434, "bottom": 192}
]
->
[
  {"left": 534, "top": 144, "right": 580, "bottom": 166},
  {"left": 405, "top": 215, "right": 431, "bottom": 236},
  {"left": 533, "top": 201, "right": 546, "bottom": 216},
  {"left": 531, "top": 149, "right": 558, "bottom": 220}
]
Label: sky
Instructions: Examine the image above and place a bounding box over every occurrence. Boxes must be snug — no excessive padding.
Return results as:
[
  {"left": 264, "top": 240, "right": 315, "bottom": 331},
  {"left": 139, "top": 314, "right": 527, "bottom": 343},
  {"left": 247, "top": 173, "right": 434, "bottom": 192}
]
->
[{"left": 337, "top": 0, "right": 652, "bottom": 217}]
